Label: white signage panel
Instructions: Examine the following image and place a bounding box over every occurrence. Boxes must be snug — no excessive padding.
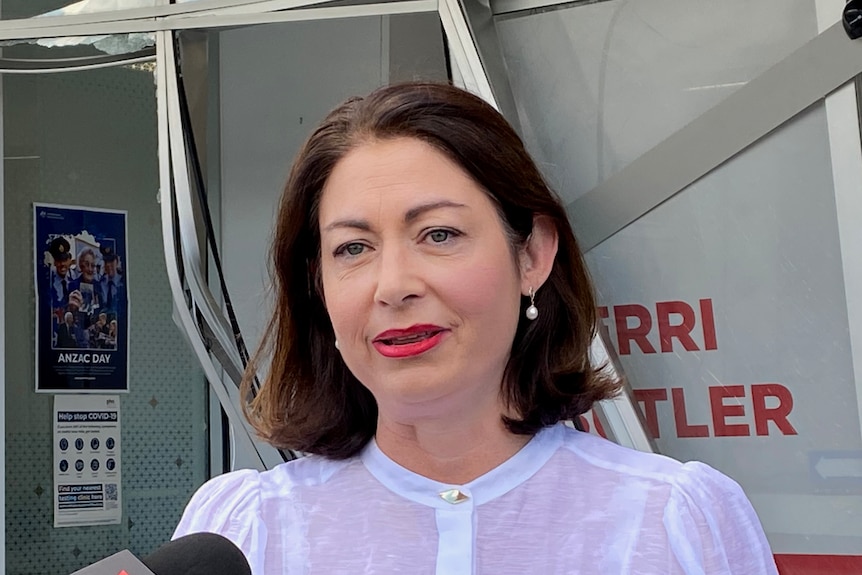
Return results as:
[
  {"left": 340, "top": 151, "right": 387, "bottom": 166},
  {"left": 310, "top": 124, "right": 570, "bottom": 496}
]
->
[{"left": 583, "top": 105, "right": 862, "bottom": 556}]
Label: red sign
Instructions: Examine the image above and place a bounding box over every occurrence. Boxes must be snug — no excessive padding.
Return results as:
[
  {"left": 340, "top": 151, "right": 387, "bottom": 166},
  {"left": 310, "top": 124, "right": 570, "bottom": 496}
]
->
[{"left": 775, "top": 554, "right": 862, "bottom": 574}]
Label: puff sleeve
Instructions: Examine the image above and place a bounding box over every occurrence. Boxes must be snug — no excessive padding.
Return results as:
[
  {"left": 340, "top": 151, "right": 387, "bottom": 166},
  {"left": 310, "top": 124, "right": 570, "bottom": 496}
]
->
[
  {"left": 664, "top": 461, "right": 778, "bottom": 574},
  {"left": 173, "top": 469, "right": 267, "bottom": 575}
]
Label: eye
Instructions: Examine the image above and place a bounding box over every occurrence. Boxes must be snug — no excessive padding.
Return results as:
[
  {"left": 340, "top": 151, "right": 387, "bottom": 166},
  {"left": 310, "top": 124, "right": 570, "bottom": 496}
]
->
[
  {"left": 334, "top": 242, "right": 368, "bottom": 258},
  {"left": 424, "top": 228, "right": 459, "bottom": 244}
]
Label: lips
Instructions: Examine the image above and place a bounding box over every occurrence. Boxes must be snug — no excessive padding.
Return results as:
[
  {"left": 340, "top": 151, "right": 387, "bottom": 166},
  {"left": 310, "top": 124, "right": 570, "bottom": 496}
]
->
[{"left": 373, "top": 324, "right": 448, "bottom": 358}]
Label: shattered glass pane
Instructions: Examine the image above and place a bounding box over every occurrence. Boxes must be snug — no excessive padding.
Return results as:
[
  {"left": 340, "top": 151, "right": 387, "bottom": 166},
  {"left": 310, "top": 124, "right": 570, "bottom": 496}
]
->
[
  {"left": 39, "top": 33, "right": 154, "bottom": 54},
  {"left": 2, "top": 0, "right": 199, "bottom": 20},
  {"left": 0, "top": 33, "right": 154, "bottom": 56}
]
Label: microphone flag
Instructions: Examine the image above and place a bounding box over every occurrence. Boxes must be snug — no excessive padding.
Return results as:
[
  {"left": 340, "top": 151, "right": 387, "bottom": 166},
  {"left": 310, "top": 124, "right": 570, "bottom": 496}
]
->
[{"left": 69, "top": 550, "right": 155, "bottom": 575}]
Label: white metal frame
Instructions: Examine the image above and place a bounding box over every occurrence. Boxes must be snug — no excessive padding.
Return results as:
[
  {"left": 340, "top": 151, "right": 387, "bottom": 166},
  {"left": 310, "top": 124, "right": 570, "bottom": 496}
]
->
[
  {"left": 0, "top": 55, "right": 153, "bottom": 73},
  {"left": 156, "top": 29, "right": 289, "bottom": 470},
  {"left": 817, "top": 0, "right": 862, "bottom": 446},
  {"left": 0, "top": 0, "right": 434, "bottom": 38},
  {"left": 438, "top": 0, "right": 496, "bottom": 105},
  {"left": 0, "top": 31, "right": 6, "bottom": 574}
]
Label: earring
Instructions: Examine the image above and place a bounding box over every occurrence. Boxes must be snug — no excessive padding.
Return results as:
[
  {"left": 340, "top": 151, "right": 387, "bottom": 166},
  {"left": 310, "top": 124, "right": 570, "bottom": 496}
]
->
[
  {"left": 334, "top": 339, "right": 340, "bottom": 350},
  {"left": 526, "top": 287, "right": 538, "bottom": 321}
]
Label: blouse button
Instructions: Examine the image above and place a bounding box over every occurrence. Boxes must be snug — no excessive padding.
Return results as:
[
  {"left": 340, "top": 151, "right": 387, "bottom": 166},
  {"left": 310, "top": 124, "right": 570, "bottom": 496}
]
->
[{"left": 438, "top": 488, "right": 470, "bottom": 504}]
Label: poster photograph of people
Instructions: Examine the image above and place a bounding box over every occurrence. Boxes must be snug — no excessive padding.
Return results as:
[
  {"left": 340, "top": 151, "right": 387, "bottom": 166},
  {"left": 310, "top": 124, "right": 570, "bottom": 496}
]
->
[{"left": 34, "top": 204, "right": 129, "bottom": 392}]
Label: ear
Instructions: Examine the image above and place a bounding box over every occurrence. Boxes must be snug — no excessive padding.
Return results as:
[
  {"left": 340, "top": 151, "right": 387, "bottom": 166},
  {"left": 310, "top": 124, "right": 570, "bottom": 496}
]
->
[{"left": 518, "top": 215, "right": 558, "bottom": 294}]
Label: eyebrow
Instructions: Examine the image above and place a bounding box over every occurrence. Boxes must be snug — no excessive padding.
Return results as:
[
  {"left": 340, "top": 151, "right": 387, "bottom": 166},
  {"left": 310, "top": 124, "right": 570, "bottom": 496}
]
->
[{"left": 322, "top": 200, "right": 468, "bottom": 232}]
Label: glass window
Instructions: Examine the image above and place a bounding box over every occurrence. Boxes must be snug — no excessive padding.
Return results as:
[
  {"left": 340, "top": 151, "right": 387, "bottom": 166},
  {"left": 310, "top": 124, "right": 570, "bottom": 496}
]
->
[
  {"left": 497, "top": 0, "right": 862, "bottom": 565},
  {"left": 4, "top": 51, "right": 208, "bottom": 571}
]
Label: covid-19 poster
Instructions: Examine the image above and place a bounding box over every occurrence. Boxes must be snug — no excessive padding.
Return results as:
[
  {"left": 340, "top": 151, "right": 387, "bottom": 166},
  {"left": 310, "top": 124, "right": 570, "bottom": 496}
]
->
[
  {"left": 53, "top": 394, "right": 122, "bottom": 528},
  {"left": 34, "top": 203, "right": 129, "bottom": 393}
]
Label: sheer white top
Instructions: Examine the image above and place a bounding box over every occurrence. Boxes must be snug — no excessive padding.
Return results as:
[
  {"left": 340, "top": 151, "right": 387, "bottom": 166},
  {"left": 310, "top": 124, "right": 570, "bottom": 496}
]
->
[{"left": 174, "top": 424, "right": 777, "bottom": 574}]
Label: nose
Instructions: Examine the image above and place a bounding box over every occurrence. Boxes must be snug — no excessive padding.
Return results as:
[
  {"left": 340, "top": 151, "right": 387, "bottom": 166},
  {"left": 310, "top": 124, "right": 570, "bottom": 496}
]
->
[{"left": 373, "top": 242, "right": 424, "bottom": 308}]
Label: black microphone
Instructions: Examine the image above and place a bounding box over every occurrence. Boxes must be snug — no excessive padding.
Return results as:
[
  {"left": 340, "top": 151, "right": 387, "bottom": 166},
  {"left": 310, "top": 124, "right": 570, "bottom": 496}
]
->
[
  {"left": 69, "top": 532, "right": 251, "bottom": 575},
  {"left": 143, "top": 533, "right": 252, "bottom": 575}
]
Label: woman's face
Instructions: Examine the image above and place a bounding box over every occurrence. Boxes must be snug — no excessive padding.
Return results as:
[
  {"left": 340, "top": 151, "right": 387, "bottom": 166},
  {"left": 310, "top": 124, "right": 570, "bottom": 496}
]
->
[
  {"left": 318, "top": 137, "right": 525, "bottom": 422},
  {"left": 79, "top": 253, "right": 96, "bottom": 282}
]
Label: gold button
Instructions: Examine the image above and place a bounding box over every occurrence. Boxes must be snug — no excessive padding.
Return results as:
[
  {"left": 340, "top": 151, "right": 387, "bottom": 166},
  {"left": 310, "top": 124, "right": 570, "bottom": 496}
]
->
[{"left": 439, "top": 489, "right": 469, "bottom": 504}]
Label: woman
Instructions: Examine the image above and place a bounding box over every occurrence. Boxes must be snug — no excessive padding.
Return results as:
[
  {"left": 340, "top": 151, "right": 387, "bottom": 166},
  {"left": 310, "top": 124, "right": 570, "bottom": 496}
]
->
[
  {"left": 69, "top": 248, "right": 101, "bottom": 317},
  {"left": 175, "top": 82, "right": 777, "bottom": 574}
]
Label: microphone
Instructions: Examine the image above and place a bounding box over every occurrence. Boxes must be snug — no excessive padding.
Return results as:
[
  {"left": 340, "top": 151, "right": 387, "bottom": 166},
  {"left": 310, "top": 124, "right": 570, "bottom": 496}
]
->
[
  {"left": 70, "top": 532, "right": 251, "bottom": 575},
  {"left": 143, "top": 532, "right": 252, "bottom": 575}
]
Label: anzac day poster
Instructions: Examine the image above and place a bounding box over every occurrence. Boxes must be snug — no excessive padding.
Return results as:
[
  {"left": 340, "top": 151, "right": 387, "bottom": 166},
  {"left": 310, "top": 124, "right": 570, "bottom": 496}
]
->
[{"left": 34, "top": 204, "right": 129, "bottom": 392}]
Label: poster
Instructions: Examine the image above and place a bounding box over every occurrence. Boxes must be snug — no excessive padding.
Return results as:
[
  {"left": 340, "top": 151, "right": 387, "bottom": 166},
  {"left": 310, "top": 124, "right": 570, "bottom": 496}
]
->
[
  {"left": 34, "top": 203, "right": 129, "bottom": 392},
  {"left": 53, "top": 395, "right": 122, "bottom": 528}
]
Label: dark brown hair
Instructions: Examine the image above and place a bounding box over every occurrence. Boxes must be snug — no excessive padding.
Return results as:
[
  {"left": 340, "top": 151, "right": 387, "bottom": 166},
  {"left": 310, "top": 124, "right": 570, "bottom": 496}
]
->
[{"left": 242, "top": 82, "right": 620, "bottom": 458}]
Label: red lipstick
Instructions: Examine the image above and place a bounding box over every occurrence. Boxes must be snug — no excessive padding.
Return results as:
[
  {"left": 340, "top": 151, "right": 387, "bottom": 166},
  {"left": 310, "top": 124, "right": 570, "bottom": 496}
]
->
[{"left": 373, "top": 324, "right": 448, "bottom": 358}]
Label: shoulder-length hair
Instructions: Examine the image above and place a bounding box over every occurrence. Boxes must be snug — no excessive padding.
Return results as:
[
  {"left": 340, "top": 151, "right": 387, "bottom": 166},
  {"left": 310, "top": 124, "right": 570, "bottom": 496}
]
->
[{"left": 242, "top": 82, "right": 620, "bottom": 459}]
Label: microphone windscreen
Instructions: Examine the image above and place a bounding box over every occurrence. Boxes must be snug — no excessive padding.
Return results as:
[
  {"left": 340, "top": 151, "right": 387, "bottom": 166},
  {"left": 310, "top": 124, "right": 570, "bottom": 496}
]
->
[{"left": 142, "top": 532, "right": 251, "bottom": 575}]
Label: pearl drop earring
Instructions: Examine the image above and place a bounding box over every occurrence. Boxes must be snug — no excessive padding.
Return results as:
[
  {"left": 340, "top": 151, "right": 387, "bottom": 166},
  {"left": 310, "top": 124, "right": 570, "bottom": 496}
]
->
[
  {"left": 334, "top": 339, "right": 340, "bottom": 350},
  {"left": 526, "top": 287, "right": 538, "bottom": 320}
]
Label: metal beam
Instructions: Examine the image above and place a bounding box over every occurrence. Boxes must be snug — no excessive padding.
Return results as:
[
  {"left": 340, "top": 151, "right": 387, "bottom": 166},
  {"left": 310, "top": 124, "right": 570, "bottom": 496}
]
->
[
  {"left": 569, "top": 21, "right": 862, "bottom": 252},
  {"left": 453, "top": 0, "right": 522, "bottom": 132},
  {"left": 0, "top": 50, "right": 153, "bottom": 73}
]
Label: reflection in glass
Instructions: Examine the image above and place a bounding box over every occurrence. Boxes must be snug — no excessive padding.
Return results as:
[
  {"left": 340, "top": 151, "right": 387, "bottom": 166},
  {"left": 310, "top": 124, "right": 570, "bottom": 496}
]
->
[{"left": 496, "top": 0, "right": 818, "bottom": 201}]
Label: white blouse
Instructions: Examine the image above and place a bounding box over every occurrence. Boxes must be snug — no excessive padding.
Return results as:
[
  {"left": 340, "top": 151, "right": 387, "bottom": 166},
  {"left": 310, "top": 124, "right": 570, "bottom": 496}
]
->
[{"left": 174, "top": 424, "right": 778, "bottom": 574}]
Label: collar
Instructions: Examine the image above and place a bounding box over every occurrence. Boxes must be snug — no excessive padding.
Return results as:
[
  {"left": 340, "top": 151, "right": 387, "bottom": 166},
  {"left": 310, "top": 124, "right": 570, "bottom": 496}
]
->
[{"left": 360, "top": 423, "right": 564, "bottom": 509}]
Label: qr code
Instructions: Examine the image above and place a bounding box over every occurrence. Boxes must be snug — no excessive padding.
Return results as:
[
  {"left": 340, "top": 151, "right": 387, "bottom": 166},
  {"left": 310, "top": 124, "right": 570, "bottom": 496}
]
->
[{"left": 104, "top": 483, "right": 118, "bottom": 510}]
